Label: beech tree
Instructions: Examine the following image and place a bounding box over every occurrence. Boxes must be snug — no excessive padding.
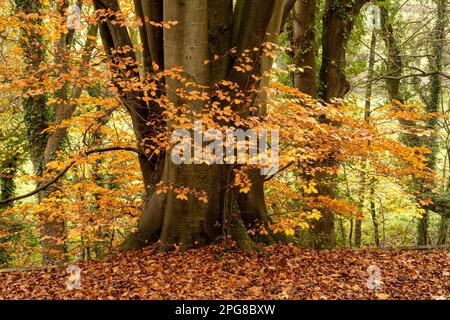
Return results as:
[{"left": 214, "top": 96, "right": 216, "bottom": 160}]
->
[
  {"left": 14, "top": 0, "right": 98, "bottom": 263},
  {"left": 92, "top": 0, "right": 297, "bottom": 252},
  {"left": 289, "top": 0, "right": 369, "bottom": 248},
  {"left": 1, "top": 0, "right": 446, "bottom": 267}
]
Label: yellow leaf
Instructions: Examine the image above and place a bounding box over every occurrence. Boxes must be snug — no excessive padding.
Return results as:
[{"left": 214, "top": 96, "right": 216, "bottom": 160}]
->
[
  {"left": 375, "top": 293, "right": 390, "bottom": 300},
  {"left": 239, "top": 187, "right": 250, "bottom": 194},
  {"left": 176, "top": 193, "right": 188, "bottom": 201},
  {"left": 285, "top": 228, "right": 295, "bottom": 236},
  {"left": 152, "top": 62, "right": 159, "bottom": 72}
]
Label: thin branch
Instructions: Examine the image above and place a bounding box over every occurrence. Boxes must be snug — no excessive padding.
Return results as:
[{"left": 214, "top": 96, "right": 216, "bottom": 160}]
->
[
  {"left": 264, "top": 161, "right": 295, "bottom": 181},
  {"left": 374, "top": 71, "right": 450, "bottom": 82},
  {"left": 0, "top": 147, "right": 146, "bottom": 205}
]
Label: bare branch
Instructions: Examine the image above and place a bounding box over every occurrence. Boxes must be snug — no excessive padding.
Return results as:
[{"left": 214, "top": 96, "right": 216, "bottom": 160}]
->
[
  {"left": 374, "top": 71, "right": 450, "bottom": 82},
  {"left": 0, "top": 147, "right": 146, "bottom": 205}
]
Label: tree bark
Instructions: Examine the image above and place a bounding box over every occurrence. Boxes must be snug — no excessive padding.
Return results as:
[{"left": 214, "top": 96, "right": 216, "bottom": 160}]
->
[
  {"left": 354, "top": 220, "right": 362, "bottom": 247},
  {"left": 96, "top": 0, "right": 289, "bottom": 252},
  {"left": 311, "top": 0, "right": 369, "bottom": 249},
  {"left": 418, "top": 0, "right": 446, "bottom": 246},
  {"left": 380, "top": 5, "right": 403, "bottom": 103},
  {"left": 319, "top": 0, "right": 369, "bottom": 101},
  {"left": 0, "top": 154, "right": 20, "bottom": 264},
  {"left": 15, "top": 0, "right": 49, "bottom": 178},
  {"left": 15, "top": 0, "right": 102, "bottom": 264},
  {"left": 437, "top": 211, "right": 449, "bottom": 245},
  {"left": 370, "top": 179, "right": 380, "bottom": 247},
  {"left": 355, "top": 27, "right": 377, "bottom": 248},
  {"left": 133, "top": 0, "right": 164, "bottom": 71},
  {"left": 40, "top": 6, "right": 99, "bottom": 265},
  {"left": 291, "top": 0, "right": 317, "bottom": 96},
  {"left": 14, "top": 0, "right": 63, "bottom": 264}
]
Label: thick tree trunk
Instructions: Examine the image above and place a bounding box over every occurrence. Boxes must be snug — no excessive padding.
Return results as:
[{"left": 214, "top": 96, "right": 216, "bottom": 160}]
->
[
  {"left": 94, "top": 0, "right": 165, "bottom": 250},
  {"left": 94, "top": 0, "right": 165, "bottom": 193},
  {"left": 96, "top": 0, "right": 287, "bottom": 252},
  {"left": 312, "top": 171, "right": 337, "bottom": 249},
  {"left": 156, "top": 0, "right": 222, "bottom": 251},
  {"left": 133, "top": 0, "right": 164, "bottom": 71}
]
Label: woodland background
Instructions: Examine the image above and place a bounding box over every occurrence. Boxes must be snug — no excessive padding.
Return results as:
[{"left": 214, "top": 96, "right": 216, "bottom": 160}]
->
[{"left": 0, "top": 0, "right": 448, "bottom": 300}]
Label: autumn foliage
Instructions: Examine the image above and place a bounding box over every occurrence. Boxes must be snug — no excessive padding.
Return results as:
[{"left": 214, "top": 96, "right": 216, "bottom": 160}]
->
[{"left": 0, "top": 0, "right": 444, "bottom": 265}]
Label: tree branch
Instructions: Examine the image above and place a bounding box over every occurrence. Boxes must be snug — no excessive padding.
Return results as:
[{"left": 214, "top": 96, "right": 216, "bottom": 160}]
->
[
  {"left": 0, "top": 147, "right": 146, "bottom": 205},
  {"left": 264, "top": 161, "right": 295, "bottom": 181},
  {"left": 374, "top": 71, "right": 450, "bottom": 82},
  {"left": 280, "top": 0, "right": 296, "bottom": 31}
]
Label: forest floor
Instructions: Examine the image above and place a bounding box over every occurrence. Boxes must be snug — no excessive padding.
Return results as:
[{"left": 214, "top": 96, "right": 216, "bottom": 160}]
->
[{"left": 0, "top": 243, "right": 448, "bottom": 300}]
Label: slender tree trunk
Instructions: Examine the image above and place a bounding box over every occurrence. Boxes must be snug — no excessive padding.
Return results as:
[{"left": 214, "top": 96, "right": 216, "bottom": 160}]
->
[
  {"left": 0, "top": 156, "right": 18, "bottom": 209},
  {"left": 311, "top": 0, "right": 369, "bottom": 249},
  {"left": 319, "top": 0, "right": 369, "bottom": 101},
  {"left": 380, "top": 5, "right": 403, "bottom": 104},
  {"left": 381, "top": 5, "right": 427, "bottom": 244},
  {"left": 349, "top": 218, "right": 353, "bottom": 248},
  {"left": 39, "top": 0, "right": 73, "bottom": 265},
  {"left": 417, "top": 0, "right": 446, "bottom": 246},
  {"left": 355, "top": 27, "right": 377, "bottom": 248},
  {"left": 337, "top": 217, "right": 346, "bottom": 245},
  {"left": 354, "top": 220, "right": 362, "bottom": 248},
  {"left": 14, "top": 0, "right": 57, "bottom": 263},
  {"left": 370, "top": 178, "right": 380, "bottom": 247},
  {"left": 15, "top": 0, "right": 99, "bottom": 264},
  {"left": 379, "top": 197, "right": 386, "bottom": 247},
  {"left": 437, "top": 210, "right": 449, "bottom": 245},
  {"left": 291, "top": 0, "right": 317, "bottom": 96},
  {"left": 365, "top": 29, "right": 376, "bottom": 121},
  {"left": 439, "top": 147, "right": 450, "bottom": 245},
  {"left": 0, "top": 154, "right": 19, "bottom": 264},
  {"left": 438, "top": 156, "right": 449, "bottom": 245},
  {"left": 431, "top": 0, "right": 447, "bottom": 246}
]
